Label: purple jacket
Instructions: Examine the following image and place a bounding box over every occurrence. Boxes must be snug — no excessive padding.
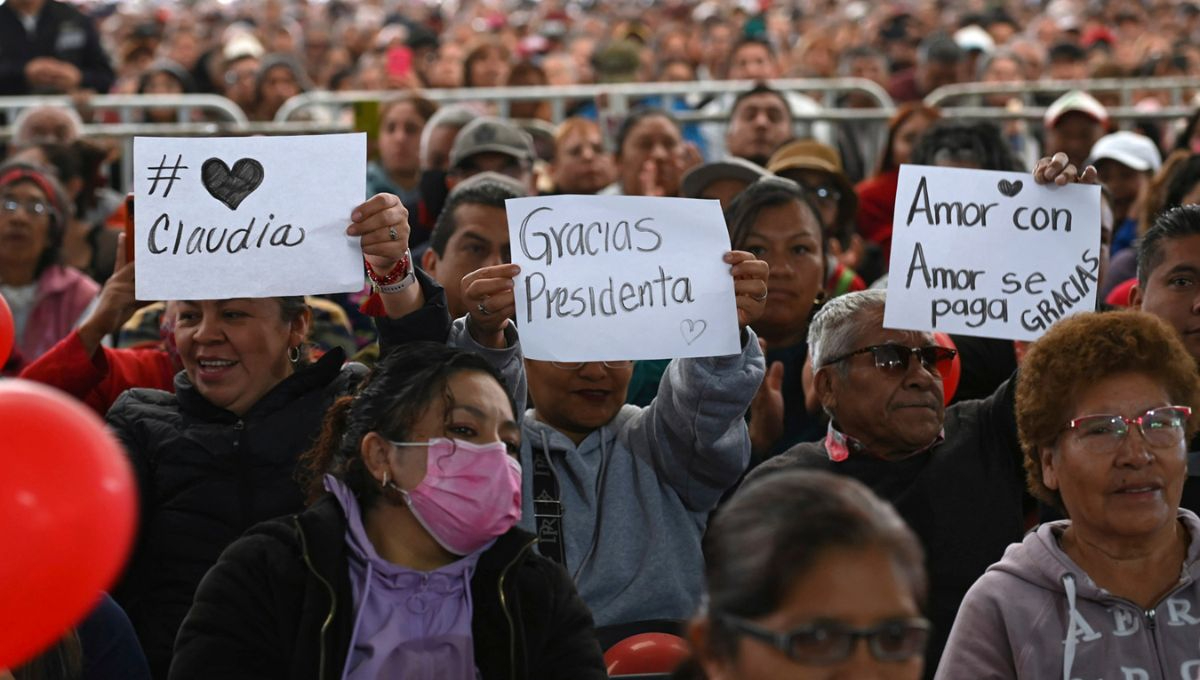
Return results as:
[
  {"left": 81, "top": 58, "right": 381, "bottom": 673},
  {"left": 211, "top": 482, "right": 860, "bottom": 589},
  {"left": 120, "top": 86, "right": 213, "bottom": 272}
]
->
[{"left": 936, "top": 510, "right": 1200, "bottom": 680}]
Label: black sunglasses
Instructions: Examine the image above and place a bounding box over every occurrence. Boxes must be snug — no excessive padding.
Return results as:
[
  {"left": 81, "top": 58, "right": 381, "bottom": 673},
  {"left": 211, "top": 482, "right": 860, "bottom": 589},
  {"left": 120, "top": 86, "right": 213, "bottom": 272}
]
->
[
  {"left": 720, "top": 615, "right": 932, "bottom": 664},
  {"left": 822, "top": 344, "right": 956, "bottom": 374}
]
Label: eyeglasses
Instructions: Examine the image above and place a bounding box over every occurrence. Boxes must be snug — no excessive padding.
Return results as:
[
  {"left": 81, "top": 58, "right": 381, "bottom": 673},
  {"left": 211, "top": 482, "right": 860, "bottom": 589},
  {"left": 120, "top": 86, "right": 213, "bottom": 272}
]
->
[
  {"left": 720, "top": 615, "right": 931, "bottom": 664},
  {"left": 798, "top": 182, "right": 843, "bottom": 205},
  {"left": 1066, "top": 406, "right": 1192, "bottom": 453},
  {"left": 550, "top": 360, "right": 634, "bottom": 370},
  {"left": 550, "top": 360, "right": 633, "bottom": 370},
  {"left": 1, "top": 197, "right": 49, "bottom": 217},
  {"left": 822, "top": 344, "right": 956, "bottom": 375}
]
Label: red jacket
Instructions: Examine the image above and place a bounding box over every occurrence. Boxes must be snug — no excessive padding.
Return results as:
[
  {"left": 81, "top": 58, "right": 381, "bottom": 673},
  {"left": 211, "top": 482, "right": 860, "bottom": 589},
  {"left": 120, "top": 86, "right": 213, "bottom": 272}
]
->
[
  {"left": 19, "top": 328, "right": 176, "bottom": 415},
  {"left": 856, "top": 168, "right": 901, "bottom": 263}
]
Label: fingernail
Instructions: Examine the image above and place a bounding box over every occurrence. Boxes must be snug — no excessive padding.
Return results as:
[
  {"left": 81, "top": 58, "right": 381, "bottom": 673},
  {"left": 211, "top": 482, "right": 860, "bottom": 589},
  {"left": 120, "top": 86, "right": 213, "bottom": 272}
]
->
[{"left": 352, "top": 211, "right": 362, "bottom": 221}]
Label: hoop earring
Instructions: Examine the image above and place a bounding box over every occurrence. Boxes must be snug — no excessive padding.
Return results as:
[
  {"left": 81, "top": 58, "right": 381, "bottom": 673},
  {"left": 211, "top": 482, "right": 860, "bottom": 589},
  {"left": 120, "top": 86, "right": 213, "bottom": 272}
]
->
[{"left": 287, "top": 345, "right": 301, "bottom": 363}]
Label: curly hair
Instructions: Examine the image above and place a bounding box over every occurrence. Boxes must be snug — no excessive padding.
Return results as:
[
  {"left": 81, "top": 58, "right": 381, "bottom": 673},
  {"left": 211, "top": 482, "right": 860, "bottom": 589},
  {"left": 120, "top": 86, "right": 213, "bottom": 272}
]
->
[{"left": 1017, "top": 311, "right": 1200, "bottom": 511}]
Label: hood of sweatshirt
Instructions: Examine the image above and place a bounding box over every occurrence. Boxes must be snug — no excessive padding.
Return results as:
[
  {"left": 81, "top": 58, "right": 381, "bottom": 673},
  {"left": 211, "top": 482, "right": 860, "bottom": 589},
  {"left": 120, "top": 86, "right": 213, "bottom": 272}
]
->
[{"left": 980, "top": 510, "right": 1200, "bottom": 680}]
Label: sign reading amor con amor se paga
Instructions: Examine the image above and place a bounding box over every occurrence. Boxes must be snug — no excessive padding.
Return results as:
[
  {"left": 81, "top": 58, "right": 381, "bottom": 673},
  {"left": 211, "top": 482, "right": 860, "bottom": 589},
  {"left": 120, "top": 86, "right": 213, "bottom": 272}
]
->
[
  {"left": 505, "top": 195, "right": 741, "bottom": 362},
  {"left": 884, "top": 164, "right": 1102, "bottom": 342},
  {"left": 133, "top": 134, "right": 367, "bottom": 300}
]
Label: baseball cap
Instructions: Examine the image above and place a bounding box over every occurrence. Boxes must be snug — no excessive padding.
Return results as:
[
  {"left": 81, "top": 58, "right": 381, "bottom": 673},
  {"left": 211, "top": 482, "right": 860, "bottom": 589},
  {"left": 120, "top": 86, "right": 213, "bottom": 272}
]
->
[
  {"left": 1044, "top": 90, "right": 1109, "bottom": 128},
  {"left": 1086, "top": 131, "right": 1162, "bottom": 172},
  {"left": 449, "top": 117, "right": 536, "bottom": 171},
  {"left": 681, "top": 158, "right": 770, "bottom": 198},
  {"left": 954, "top": 25, "right": 995, "bottom": 55}
]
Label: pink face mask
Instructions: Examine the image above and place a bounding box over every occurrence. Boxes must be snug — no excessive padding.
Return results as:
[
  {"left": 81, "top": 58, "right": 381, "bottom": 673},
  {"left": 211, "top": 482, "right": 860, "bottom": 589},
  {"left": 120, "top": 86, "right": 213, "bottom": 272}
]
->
[{"left": 389, "top": 438, "right": 522, "bottom": 556}]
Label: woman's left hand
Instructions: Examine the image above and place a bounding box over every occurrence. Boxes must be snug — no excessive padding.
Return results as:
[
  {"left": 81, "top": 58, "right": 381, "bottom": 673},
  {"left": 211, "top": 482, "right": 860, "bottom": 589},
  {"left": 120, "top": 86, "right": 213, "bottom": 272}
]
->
[
  {"left": 347, "top": 193, "right": 410, "bottom": 272},
  {"left": 728, "top": 250, "right": 769, "bottom": 328}
]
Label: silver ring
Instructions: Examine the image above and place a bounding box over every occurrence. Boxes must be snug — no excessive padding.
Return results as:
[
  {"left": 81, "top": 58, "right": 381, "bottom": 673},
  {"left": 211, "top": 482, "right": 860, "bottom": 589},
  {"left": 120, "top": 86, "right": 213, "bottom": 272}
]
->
[
  {"left": 477, "top": 301, "right": 491, "bottom": 316},
  {"left": 752, "top": 291, "right": 768, "bottom": 302},
  {"left": 388, "top": 226, "right": 399, "bottom": 241}
]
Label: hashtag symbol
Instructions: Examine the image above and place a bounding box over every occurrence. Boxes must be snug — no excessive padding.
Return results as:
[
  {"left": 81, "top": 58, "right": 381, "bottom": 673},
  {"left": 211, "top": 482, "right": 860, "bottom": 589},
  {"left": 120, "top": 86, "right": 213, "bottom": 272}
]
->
[{"left": 146, "top": 154, "right": 188, "bottom": 197}]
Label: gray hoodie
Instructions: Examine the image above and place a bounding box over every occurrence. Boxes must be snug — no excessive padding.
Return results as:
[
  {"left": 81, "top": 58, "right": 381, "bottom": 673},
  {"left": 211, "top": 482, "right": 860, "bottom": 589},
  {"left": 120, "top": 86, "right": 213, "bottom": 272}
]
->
[
  {"left": 936, "top": 510, "right": 1200, "bottom": 680},
  {"left": 449, "top": 318, "right": 764, "bottom": 626}
]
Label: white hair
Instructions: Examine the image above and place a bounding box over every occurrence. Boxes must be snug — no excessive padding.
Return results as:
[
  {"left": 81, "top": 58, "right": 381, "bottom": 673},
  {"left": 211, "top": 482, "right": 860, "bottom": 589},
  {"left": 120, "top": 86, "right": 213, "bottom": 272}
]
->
[
  {"left": 808, "top": 289, "right": 888, "bottom": 370},
  {"left": 11, "top": 105, "right": 84, "bottom": 149}
]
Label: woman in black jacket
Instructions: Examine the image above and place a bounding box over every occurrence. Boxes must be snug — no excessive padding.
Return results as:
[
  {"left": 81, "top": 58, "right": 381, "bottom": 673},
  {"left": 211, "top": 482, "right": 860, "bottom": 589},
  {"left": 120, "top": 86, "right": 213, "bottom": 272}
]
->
[
  {"left": 170, "top": 343, "right": 605, "bottom": 680},
  {"left": 105, "top": 194, "right": 442, "bottom": 679}
]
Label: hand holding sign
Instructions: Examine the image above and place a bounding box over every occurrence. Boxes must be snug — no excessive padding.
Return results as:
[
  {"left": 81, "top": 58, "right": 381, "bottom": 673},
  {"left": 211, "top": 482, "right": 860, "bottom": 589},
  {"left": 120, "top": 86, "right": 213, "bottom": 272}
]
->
[
  {"left": 463, "top": 263, "right": 520, "bottom": 348},
  {"left": 1034, "top": 152, "right": 1099, "bottom": 186},
  {"left": 727, "top": 250, "right": 769, "bottom": 328},
  {"left": 347, "top": 192, "right": 411, "bottom": 271}
]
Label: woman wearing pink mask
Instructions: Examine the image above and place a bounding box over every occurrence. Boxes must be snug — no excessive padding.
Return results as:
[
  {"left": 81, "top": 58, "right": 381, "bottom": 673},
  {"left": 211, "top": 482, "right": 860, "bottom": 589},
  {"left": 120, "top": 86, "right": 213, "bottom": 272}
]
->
[{"left": 170, "top": 342, "right": 606, "bottom": 680}]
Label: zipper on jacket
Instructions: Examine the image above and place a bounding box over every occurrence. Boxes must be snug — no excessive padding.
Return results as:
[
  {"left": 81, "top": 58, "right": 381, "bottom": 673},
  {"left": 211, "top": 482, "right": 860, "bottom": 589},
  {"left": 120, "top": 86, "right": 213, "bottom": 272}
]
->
[
  {"left": 1144, "top": 608, "right": 1157, "bottom": 631},
  {"left": 295, "top": 516, "right": 337, "bottom": 680},
  {"left": 498, "top": 537, "right": 538, "bottom": 680}
]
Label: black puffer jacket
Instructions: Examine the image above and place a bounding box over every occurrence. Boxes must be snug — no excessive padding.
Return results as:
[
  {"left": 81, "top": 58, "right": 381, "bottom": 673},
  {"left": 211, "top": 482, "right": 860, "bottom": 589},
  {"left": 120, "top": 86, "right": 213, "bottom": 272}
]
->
[
  {"left": 107, "top": 270, "right": 452, "bottom": 679},
  {"left": 106, "top": 349, "right": 366, "bottom": 679},
  {"left": 170, "top": 495, "right": 607, "bottom": 680}
]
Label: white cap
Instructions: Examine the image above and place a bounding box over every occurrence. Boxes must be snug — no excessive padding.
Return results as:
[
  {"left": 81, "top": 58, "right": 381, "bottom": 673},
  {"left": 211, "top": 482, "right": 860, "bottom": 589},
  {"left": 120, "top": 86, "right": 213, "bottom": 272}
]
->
[
  {"left": 954, "top": 25, "right": 995, "bottom": 55},
  {"left": 1087, "top": 131, "right": 1162, "bottom": 172},
  {"left": 1044, "top": 89, "right": 1109, "bottom": 128}
]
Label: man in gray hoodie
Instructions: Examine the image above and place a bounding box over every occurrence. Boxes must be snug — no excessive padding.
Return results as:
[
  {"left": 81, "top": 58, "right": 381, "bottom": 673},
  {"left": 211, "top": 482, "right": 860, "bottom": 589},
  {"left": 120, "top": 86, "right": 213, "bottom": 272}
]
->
[{"left": 447, "top": 256, "right": 767, "bottom": 632}]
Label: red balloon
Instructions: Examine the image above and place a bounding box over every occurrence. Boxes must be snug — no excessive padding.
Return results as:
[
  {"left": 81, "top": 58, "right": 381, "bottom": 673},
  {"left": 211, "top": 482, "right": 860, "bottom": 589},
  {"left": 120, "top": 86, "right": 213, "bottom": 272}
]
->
[
  {"left": 0, "top": 294, "right": 13, "bottom": 368},
  {"left": 932, "top": 332, "right": 961, "bottom": 406},
  {"left": 605, "top": 633, "right": 690, "bottom": 676},
  {"left": 0, "top": 380, "right": 137, "bottom": 669}
]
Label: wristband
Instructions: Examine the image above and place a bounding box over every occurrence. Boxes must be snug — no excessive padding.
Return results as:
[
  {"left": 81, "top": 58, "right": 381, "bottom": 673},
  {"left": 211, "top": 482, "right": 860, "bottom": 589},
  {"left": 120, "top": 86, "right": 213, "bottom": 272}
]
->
[{"left": 377, "top": 267, "right": 418, "bottom": 294}]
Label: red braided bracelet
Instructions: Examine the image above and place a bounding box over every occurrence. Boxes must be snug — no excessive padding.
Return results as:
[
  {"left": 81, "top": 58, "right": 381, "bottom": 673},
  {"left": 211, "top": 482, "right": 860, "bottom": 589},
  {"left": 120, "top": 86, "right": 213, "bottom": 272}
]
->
[{"left": 364, "top": 252, "right": 410, "bottom": 286}]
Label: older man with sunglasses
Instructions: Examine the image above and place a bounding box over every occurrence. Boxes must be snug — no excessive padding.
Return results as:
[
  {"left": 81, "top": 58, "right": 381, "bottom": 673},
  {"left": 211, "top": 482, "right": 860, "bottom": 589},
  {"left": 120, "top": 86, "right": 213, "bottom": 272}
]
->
[{"left": 745, "top": 288, "right": 1026, "bottom": 677}]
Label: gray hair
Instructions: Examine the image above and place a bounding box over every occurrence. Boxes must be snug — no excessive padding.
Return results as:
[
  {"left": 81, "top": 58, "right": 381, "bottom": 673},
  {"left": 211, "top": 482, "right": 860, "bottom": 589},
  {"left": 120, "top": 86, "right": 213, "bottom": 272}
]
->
[
  {"left": 808, "top": 289, "right": 887, "bottom": 370},
  {"left": 975, "top": 48, "right": 1026, "bottom": 81},
  {"left": 419, "top": 104, "right": 477, "bottom": 168},
  {"left": 11, "top": 106, "right": 84, "bottom": 150}
]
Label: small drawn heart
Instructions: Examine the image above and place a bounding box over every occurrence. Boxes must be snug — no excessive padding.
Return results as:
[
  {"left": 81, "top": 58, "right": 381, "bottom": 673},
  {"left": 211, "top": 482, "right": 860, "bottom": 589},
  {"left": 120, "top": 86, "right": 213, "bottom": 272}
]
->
[
  {"left": 201, "top": 157, "right": 265, "bottom": 210},
  {"left": 680, "top": 319, "right": 707, "bottom": 345},
  {"left": 998, "top": 179, "right": 1023, "bottom": 198}
]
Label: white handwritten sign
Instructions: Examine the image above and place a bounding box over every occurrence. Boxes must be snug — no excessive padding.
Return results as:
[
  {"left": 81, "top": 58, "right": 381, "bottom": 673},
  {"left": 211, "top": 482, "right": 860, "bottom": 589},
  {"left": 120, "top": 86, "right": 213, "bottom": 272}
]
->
[
  {"left": 885, "top": 164, "right": 1101, "bottom": 341},
  {"left": 133, "top": 134, "right": 367, "bottom": 300},
  {"left": 505, "top": 195, "right": 741, "bottom": 361}
]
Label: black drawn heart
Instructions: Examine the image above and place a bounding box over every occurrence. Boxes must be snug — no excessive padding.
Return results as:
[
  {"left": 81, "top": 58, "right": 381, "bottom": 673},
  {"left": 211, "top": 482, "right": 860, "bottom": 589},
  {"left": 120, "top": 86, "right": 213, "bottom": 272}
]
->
[
  {"left": 680, "top": 319, "right": 707, "bottom": 345},
  {"left": 201, "top": 157, "right": 264, "bottom": 210},
  {"left": 997, "top": 179, "right": 1023, "bottom": 198}
]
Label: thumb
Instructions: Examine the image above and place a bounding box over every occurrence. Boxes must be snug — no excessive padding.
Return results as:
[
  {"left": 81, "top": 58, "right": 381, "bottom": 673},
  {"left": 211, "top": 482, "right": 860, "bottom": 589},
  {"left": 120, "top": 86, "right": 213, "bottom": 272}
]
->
[{"left": 767, "top": 361, "right": 785, "bottom": 390}]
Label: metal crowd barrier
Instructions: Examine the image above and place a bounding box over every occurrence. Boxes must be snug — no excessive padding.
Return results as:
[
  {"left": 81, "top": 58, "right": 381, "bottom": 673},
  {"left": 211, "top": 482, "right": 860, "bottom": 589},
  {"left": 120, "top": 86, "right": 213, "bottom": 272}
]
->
[
  {"left": 273, "top": 78, "right": 897, "bottom": 124},
  {"left": 925, "top": 76, "right": 1200, "bottom": 108},
  {"left": 0, "top": 93, "right": 249, "bottom": 126}
]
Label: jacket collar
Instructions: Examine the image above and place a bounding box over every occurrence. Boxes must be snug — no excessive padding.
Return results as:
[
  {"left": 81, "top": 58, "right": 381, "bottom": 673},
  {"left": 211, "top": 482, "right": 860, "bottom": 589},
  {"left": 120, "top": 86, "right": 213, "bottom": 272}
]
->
[
  {"left": 174, "top": 347, "right": 346, "bottom": 423},
  {"left": 296, "top": 493, "right": 538, "bottom": 582}
]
